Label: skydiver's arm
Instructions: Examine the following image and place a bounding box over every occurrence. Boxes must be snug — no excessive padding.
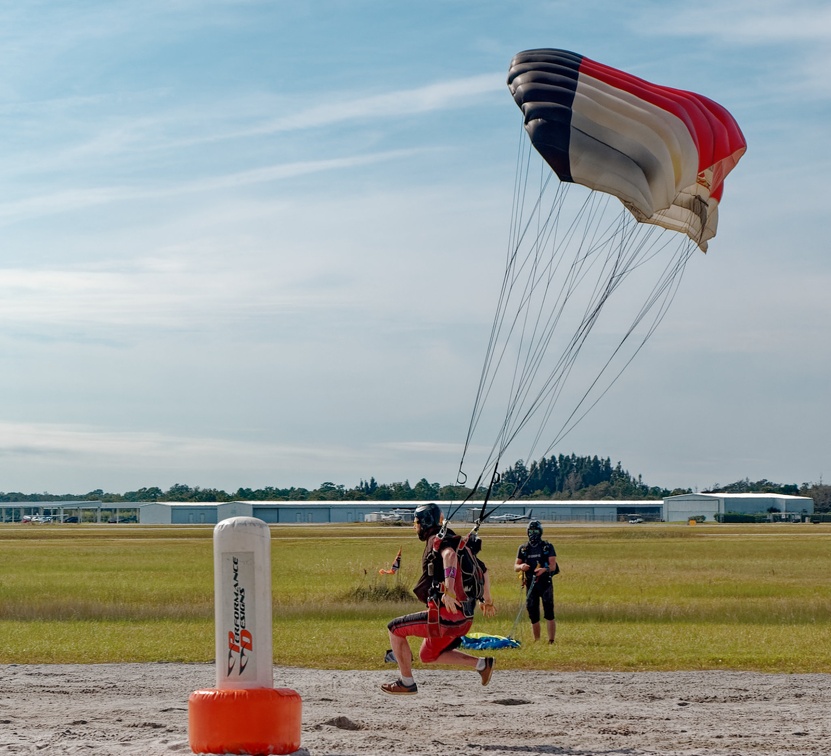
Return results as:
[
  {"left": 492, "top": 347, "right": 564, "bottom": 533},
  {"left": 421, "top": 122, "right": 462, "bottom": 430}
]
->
[
  {"left": 440, "top": 546, "right": 460, "bottom": 612},
  {"left": 480, "top": 568, "right": 496, "bottom": 618},
  {"left": 534, "top": 546, "right": 556, "bottom": 576},
  {"left": 533, "top": 556, "right": 550, "bottom": 577}
]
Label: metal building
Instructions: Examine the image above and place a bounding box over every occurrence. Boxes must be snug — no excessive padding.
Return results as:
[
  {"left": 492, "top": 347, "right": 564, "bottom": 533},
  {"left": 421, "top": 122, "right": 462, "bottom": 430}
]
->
[
  {"left": 136, "top": 499, "right": 664, "bottom": 525},
  {"left": 663, "top": 493, "right": 814, "bottom": 522}
]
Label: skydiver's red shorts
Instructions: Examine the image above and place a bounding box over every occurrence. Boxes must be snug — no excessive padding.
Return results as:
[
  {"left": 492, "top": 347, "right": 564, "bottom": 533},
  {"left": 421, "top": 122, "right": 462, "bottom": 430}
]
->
[{"left": 388, "top": 606, "right": 473, "bottom": 664}]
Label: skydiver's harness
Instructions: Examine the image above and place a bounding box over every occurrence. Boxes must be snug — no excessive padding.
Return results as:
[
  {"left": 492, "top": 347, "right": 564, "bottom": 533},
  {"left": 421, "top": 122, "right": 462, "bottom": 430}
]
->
[
  {"left": 518, "top": 541, "right": 556, "bottom": 588},
  {"left": 425, "top": 529, "right": 485, "bottom": 637},
  {"left": 424, "top": 469, "right": 504, "bottom": 636}
]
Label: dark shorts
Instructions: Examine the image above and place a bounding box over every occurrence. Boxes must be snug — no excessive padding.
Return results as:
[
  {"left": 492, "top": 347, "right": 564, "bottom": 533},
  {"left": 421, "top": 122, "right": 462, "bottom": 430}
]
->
[
  {"left": 526, "top": 581, "right": 555, "bottom": 624},
  {"left": 388, "top": 607, "right": 473, "bottom": 664}
]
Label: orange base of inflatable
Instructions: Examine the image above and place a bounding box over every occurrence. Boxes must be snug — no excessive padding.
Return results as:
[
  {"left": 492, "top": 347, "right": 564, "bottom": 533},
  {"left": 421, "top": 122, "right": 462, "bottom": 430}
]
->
[{"left": 188, "top": 687, "right": 302, "bottom": 755}]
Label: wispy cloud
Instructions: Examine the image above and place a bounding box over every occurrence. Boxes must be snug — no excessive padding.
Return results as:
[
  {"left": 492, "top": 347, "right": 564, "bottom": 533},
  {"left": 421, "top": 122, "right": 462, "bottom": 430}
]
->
[
  {"left": 0, "top": 150, "right": 422, "bottom": 225},
  {"left": 643, "top": 0, "right": 831, "bottom": 43},
  {"left": 239, "top": 74, "right": 503, "bottom": 138},
  {"left": 642, "top": 0, "right": 831, "bottom": 97},
  {"left": 0, "top": 421, "right": 449, "bottom": 492}
]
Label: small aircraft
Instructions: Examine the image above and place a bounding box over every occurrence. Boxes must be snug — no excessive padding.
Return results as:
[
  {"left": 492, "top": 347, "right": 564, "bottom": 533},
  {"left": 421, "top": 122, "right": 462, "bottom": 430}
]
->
[
  {"left": 22, "top": 514, "right": 53, "bottom": 524},
  {"left": 364, "top": 508, "right": 414, "bottom": 523},
  {"left": 489, "top": 510, "right": 534, "bottom": 523}
]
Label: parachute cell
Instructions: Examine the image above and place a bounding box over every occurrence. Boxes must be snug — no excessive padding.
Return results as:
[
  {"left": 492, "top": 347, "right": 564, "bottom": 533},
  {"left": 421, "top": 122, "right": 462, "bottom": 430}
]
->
[{"left": 507, "top": 49, "right": 747, "bottom": 250}]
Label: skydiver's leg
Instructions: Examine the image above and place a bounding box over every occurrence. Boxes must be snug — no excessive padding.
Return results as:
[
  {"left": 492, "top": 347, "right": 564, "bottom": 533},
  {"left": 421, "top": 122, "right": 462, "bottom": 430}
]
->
[
  {"left": 542, "top": 584, "right": 556, "bottom": 643},
  {"left": 427, "top": 634, "right": 494, "bottom": 685},
  {"left": 389, "top": 630, "right": 413, "bottom": 678},
  {"left": 387, "top": 611, "right": 430, "bottom": 681},
  {"left": 527, "top": 587, "right": 542, "bottom": 640}
]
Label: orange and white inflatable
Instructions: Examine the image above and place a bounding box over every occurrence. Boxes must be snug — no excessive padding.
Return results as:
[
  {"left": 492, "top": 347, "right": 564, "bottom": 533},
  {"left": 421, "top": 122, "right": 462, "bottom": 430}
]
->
[{"left": 188, "top": 516, "right": 301, "bottom": 755}]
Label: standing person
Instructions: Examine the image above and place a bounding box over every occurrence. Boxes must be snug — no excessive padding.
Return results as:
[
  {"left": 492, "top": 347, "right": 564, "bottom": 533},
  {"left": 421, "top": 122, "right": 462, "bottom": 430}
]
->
[
  {"left": 381, "top": 502, "right": 497, "bottom": 695},
  {"left": 514, "top": 520, "right": 558, "bottom": 644}
]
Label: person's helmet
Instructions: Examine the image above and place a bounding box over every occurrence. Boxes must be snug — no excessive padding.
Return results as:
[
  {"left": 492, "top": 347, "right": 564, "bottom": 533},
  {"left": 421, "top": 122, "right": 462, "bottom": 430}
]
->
[
  {"left": 527, "top": 520, "right": 543, "bottom": 544},
  {"left": 414, "top": 502, "right": 443, "bottom": 541}
]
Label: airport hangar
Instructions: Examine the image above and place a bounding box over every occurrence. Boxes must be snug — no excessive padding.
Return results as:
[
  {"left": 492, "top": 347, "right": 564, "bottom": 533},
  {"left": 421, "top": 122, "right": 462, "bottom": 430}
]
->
[{"left": 137, "top": 493, "right": 813, "bottom": 525}]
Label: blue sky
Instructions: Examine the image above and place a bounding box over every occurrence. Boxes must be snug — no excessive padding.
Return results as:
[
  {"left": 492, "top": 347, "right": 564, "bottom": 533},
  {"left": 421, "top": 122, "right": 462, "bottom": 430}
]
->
[{"left": 1, "top": 1, "right": 829, "bottom": 495}]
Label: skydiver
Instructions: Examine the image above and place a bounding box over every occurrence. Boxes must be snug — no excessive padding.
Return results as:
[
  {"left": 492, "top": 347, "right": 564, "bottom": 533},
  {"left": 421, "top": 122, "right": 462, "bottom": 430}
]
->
[
  {"left": 381, "top": 502, "right": 497, "bottom": 695},
  {"left": 515, "top": 519, "right": 558, "bottom": 643}
]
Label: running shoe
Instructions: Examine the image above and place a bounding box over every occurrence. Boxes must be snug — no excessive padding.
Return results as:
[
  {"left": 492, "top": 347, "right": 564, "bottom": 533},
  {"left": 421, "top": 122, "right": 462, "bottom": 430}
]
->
[
  {"left": 380, "top": 678, "right": 418, "bottom": 695},
  {"left": 478, "top": 657, "right": 494, "bottom": 686}
]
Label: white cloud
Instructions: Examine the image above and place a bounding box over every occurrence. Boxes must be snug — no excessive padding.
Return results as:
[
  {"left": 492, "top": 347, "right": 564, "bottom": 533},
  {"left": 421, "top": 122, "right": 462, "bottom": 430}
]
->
[
  {"left": 644, "top": 0, "right": 831, "bottom": 43},
  {"left": 641, "top": 1, "right": 831, "bottom": 97},
  {"left": 244, "top": 74, "right": 503, "bottom": 138},
  {"left": 0, "top": 150, "right": 422, "bottom": 225},
  {"left": 0, "top": 421, "right": 464, "bottom": 492}
]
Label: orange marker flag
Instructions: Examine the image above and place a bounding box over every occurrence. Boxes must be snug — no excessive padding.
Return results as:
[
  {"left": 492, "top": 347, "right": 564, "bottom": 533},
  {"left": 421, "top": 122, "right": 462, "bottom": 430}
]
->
[{"left": 379, "top": 548, "right": 402, "bottom": 575}]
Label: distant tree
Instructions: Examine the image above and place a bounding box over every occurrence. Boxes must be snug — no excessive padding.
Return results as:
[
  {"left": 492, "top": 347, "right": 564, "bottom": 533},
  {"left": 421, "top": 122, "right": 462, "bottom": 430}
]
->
[
  {"left": 800, "top": 483, "right": 831, "bottom": 512},
  {"left": 123, "top": 487, "right": 163, "bottom": 502},
  {"left": 357, "top": 477, "right": 378, "bottom": 496},
  {"left": 413, "top": 478, "right": 440, "bottom": 500},
  {"left": 707, "top": 478, "right": 801, "bottom": 496}
]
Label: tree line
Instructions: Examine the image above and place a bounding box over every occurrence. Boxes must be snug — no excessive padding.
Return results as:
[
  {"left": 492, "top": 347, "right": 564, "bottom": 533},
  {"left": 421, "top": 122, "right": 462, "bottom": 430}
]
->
[{"left": 1, "top": 454, "right": 828, "bottom": 512}]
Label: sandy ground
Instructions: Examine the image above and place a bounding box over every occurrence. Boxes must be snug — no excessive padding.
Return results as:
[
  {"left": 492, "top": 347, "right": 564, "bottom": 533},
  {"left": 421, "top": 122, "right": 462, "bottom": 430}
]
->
[{"left": 1, "top": 663, "right": 829, "bottom": 755}]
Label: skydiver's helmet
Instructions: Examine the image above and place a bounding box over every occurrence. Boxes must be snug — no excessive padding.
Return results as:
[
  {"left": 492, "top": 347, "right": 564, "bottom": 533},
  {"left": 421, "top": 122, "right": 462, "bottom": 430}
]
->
[
  {"left": 414, "top": 502, "right": 443, "bottom": 541},
  {"left": 527, "top": 520, "right": 543, "bottom": 545}
]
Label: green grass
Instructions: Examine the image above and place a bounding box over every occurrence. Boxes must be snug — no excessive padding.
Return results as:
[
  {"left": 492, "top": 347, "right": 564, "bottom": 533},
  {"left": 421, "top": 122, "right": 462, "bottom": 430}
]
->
[{"left": 1, "top": 522, "right": 830, "bottom": 671}]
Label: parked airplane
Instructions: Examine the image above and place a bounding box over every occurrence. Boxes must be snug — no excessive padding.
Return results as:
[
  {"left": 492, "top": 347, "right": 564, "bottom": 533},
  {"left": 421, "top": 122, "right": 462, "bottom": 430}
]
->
[
  {"left": 489, "top": 510, "right": 534, "bottom": 523},
  {"left": 364, "top": 508, "right": 415, "bottom": 523},
  {"left": 22, "top": 514, "right": 53, "bottom": 524}
]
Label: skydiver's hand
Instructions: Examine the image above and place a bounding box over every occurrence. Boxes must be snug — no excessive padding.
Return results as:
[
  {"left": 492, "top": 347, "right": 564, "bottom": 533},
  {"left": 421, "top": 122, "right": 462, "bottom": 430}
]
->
[
  {"left": 480, "top": 601, "right": 497, "bottom": 618},
  {"left": 441, "top": 593, "right": 460, "bottom": 612},
  {"left": 534, "top": 566, "right": 548, "bottom": 577},
  {"left": 520, "top": 563, "right": 531, "bottom": 572}
]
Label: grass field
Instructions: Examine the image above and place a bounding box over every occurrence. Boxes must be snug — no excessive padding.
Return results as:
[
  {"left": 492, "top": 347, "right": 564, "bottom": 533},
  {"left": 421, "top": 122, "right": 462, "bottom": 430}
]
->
[{"left": 1, "top": 521, "right": 829, "bottom": 671}]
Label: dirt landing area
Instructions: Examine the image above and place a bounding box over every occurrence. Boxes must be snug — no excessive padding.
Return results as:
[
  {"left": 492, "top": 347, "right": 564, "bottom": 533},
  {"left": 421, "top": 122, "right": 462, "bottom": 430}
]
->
[{"left": 1, "top": 664, "right": 828, "bottom": 755}]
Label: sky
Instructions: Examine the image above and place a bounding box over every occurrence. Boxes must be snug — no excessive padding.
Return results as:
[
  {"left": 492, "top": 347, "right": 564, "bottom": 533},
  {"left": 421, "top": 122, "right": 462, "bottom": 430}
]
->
[{"left": 1, "top": 0, "right": 829, "bottom": 496}]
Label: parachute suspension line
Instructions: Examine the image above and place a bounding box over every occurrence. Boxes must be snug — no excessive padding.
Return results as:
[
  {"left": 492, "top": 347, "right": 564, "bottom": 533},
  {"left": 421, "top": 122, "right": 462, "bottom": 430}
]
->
[
  {"left": 507, "top": 573, "right": 537, "bottom": 642},
  {"left": 517, "top": 213, "right": 696, "bottom": 469},
  {"left": 456, "top": 132, "right": 556, "bottom": 488},
  {"left": 456, "top": 128, "right": 621, "bottom": 510},
  {"left": 464, "top": 141, "right": 701, "bottom": 505},
  {"left": 485, "top": 188, "right": 626, "bottom": 467},
  {"left": 454, "top": 137, "right": 563, "bottom": 518},
  {"left": 455, "top": 127, "right": 534, "bottom": 484},
  {"left": 531, "top": 234, "right": 696, "bottom": 465},
  {"left": 469, "top": 175, "right": 566, "bottom": 474}
]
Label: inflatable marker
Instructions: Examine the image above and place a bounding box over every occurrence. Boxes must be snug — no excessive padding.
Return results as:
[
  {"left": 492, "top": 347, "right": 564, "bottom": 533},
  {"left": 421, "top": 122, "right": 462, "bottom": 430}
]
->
[{"left": 188, "top": 517, "right": 302, "bottom": 755}]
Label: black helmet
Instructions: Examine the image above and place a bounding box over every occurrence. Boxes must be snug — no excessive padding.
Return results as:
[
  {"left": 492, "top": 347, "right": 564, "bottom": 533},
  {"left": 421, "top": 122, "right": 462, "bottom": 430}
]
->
[
  {"left": 527, "top": 520, "right": 543, "bottom": 544},
  {"left": 414, "top": 503, "right": 443, "bottom": 541}
]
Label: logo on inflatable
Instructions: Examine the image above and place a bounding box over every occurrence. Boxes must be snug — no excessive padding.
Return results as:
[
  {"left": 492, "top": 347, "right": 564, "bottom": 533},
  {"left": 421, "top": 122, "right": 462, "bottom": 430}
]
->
[{"left": 227, "top": 555, "right": 254, "bottom": 676}]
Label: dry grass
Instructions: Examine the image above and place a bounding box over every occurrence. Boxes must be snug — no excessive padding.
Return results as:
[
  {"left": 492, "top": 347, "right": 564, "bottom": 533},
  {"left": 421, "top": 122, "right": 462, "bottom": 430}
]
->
[{"left": 1, "top": 521, "right": 829, "bottom": 670}]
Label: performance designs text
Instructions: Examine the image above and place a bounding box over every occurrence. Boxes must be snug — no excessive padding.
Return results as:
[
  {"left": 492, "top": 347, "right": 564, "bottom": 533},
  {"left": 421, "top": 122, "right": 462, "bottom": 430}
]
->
[{"left": 227, "top": 556, "right": 253, "bottom": 675}]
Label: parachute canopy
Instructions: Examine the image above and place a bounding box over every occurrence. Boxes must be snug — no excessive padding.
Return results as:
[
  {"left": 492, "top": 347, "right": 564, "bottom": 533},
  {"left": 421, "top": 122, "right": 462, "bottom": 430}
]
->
[
  {"left": 454, "top": 51, "right": 747, "bottom": 503},
  {"left": 507, "top": 49, "right": 746, "bottom": 251}
]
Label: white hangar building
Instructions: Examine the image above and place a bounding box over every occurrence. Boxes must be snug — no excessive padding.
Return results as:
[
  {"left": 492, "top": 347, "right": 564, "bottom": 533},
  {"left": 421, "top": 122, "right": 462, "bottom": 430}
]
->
[
  {"left": 663, "top": 493, "right": 814, "bottom": 522},
  {"left": 137, "top": 499, "right": 663, "bottom": 525},
  {"left": 137, "top": 494, "right": 815, "bottom": 525}
]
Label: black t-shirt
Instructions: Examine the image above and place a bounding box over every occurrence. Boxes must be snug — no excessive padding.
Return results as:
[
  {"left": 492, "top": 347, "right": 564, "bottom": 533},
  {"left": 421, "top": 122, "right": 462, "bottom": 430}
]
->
[
  {"left": 412, "top": 529, "right": 460, "bottom": 604},
  {"left": 517, "top": 539, "right": 558, "bottom": 584}
]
